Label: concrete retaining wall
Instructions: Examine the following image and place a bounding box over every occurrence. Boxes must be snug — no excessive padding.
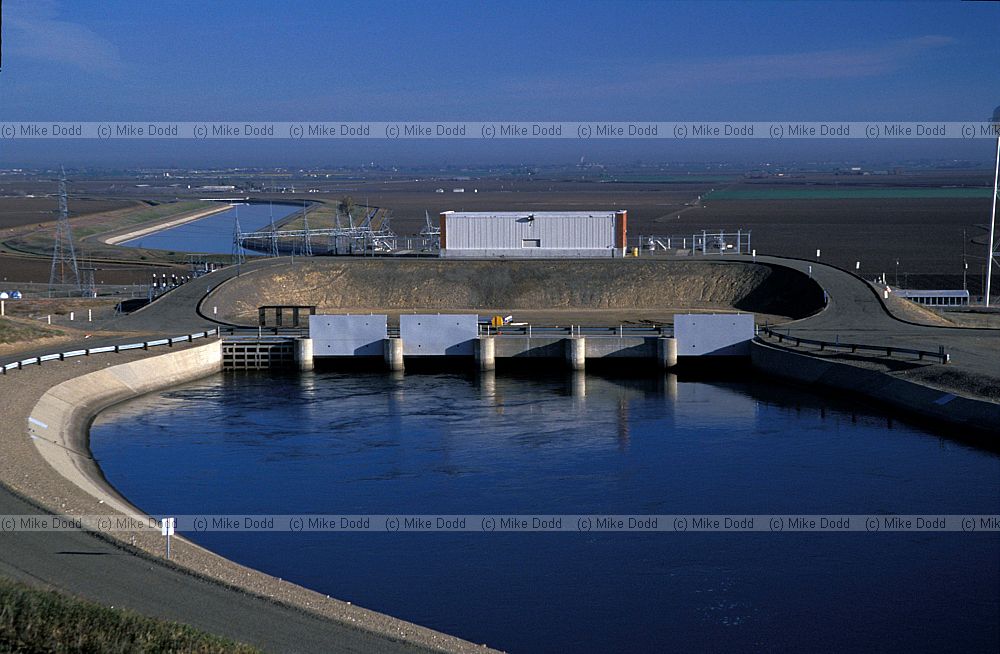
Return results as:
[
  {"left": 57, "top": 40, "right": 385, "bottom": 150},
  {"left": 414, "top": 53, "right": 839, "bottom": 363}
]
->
[
  {"left": 27, "top": 340, "right": 223, "bottom": 516},
  {"left": 751, "top": 340, "right": 1000, "bottom": 434}
]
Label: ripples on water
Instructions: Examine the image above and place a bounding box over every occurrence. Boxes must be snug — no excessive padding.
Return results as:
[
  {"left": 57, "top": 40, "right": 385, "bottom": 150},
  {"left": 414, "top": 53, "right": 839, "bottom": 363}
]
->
[{"left": 91, "top": 370, "right": 1000, "bottom": 653}]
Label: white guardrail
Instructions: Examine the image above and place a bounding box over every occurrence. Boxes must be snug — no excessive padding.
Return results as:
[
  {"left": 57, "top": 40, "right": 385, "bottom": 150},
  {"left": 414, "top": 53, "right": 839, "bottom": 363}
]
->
[{"left": 1, "top": 329, "right": 218, "bottom": 375}]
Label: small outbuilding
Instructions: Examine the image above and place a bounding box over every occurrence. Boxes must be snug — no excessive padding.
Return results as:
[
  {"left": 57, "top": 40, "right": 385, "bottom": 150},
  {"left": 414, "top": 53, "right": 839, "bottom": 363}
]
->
[
  {"left": 439, "top": 210, "right": 627, "bottom": 258},
  {"left": 892, "top": 289, "right": 970, "bottom": 307}
]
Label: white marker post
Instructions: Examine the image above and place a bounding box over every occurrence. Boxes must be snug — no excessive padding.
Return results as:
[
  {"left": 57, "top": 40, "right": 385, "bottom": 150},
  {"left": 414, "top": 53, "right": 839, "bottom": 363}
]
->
[
  {"left": 161, "top": 517, "right": 176, "bottom": 559},
  {"left": 816, "top": 249, "right": 821, "bottom": 259},
  {"left": 69, "top": 311, "right": 74, "bottom": 321},
  {"left": 1, "top": 300, "right": 4, "bottom": 317},
  {"left": 88, "top": 309, "right": 92, "bottom": 322}
]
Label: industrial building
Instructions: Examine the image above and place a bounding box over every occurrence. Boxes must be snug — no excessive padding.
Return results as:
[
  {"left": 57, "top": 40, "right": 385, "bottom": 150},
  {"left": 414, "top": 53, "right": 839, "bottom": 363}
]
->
[
  {"left": 892, "top": 289, "right": 970, "bottom": 307},
  {"left": 439, "top": 210, "right": 627, "bottom": 258}
]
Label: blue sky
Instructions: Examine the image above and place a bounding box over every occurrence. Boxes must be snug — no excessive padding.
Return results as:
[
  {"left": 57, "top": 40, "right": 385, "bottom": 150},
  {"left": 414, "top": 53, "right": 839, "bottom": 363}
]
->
[{"left": 1, "top": 0, "right": 997, "bottom": 166}]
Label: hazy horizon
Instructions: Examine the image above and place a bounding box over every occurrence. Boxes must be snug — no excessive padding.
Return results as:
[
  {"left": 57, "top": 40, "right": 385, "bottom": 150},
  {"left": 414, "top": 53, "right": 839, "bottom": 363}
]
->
[{"left": 1, "top": 0, "right": 997, "bottom": 167}]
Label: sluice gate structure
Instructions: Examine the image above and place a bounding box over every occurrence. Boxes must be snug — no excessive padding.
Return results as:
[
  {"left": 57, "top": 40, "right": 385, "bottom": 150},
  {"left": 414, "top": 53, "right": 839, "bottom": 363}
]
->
[{"left": 218, "top": 313, "right": 755, "bottom": 371}]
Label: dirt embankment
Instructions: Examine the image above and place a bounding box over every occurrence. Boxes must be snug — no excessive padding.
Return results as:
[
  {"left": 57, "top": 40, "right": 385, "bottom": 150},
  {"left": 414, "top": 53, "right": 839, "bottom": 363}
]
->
[{"left": 207, "top": 258, "right": 824, "bottom": 324}]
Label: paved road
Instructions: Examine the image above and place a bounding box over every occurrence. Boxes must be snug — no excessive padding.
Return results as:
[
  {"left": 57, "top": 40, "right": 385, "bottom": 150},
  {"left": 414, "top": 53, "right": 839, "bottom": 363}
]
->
[
  {"left": 0, "top": 490, "right": 434, "bottom": 654},
  {"left": 749, "top": 254, "right": 1000, "bottom": 380}
]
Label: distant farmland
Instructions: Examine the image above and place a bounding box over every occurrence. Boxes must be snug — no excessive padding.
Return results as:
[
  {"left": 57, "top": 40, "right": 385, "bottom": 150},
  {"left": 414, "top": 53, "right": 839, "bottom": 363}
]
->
[{"left": 705, "top": 188, "right": 994, "bottom": 200}]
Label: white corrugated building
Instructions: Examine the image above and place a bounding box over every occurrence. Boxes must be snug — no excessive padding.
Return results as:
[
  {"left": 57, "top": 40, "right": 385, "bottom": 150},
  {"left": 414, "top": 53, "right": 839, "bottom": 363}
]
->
[{"left": 439, "top": 210, "right": 627, "bottom": 258}]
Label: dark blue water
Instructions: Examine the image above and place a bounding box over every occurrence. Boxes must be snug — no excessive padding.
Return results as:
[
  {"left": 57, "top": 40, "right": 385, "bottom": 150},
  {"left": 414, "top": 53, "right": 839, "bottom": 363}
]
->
[
  {"left": 90, "top": 371, "right": 1000, "bottom": 653},
  {"left": 122, "top": 203, "right": 302, "bottom": 253}
]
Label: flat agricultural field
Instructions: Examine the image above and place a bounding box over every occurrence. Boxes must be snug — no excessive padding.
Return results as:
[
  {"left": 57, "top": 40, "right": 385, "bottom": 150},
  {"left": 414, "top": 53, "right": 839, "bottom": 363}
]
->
[
  {"left": 0, "top": 196, "right": 139, "bottom": 229},
  {"left": 0, "top": 169, "right": 995, "bottom": 296},
  {"left": 319, "top": 172, "right": 994, "bottom": 292}
]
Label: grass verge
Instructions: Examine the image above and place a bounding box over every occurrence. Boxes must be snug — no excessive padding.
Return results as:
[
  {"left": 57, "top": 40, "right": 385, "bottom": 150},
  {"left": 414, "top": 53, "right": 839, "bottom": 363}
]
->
[
  {"left": 0, "top": 576, "right": 260, "bottom": 653},
  {"left": 0, "top": 317, "right": 63, "bottom": 345}
]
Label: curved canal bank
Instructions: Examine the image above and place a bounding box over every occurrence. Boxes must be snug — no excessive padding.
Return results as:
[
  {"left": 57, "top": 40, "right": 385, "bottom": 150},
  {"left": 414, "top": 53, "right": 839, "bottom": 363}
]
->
[
  {"left": 101, "top": 204, "right": 234, "bottom": 245},
  {"left": 751, "top": 340, "right": 1000, "bottom": 442},
  {"left": 89, "top": 368, "right": 1000, "bottom": 653},
  {"left": 3, "top": 251, "right": 999, "bottom": 651},
  {"left": 2, "top": 342, "right": 494, "bottom": 654}
]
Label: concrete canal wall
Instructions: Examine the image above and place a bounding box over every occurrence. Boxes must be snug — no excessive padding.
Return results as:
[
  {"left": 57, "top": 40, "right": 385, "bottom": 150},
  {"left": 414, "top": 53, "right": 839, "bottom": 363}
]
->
[{"left": 750, "top": 340, "right": 1000, "bottom": 436}]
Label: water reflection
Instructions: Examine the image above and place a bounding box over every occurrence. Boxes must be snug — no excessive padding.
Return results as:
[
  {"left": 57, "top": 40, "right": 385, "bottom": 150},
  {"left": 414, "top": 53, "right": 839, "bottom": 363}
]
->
[{"left": 90, "top": 370, "right": 1000, "bottom": 654}]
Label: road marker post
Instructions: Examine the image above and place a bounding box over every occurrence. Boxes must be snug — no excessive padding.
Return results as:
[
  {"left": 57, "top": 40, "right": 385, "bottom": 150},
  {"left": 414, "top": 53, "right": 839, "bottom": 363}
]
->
[{"left": 161, "top": 517, "right": 176, "bottom": 560}]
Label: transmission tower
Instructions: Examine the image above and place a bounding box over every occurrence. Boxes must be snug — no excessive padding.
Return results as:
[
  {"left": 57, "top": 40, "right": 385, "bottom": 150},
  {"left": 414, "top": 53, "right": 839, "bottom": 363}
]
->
[
  {"left": 231, "top": 205, "right": 245, "bottom": 272},
  {"left": 49, "top": 168, "right": 81, "bottom": 296}
]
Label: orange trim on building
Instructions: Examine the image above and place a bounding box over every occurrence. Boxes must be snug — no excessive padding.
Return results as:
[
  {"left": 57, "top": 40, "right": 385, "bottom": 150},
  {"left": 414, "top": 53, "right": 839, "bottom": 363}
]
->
[
  {"left": 615, "top": 210, "right": 627, "bottom": 249},
  {"left": 439, "top": 212, "right": 448, "bottom": 249}
]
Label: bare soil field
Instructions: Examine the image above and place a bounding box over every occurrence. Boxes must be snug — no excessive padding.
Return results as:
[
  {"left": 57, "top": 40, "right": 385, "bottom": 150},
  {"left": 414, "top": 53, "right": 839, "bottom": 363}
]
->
[
  {"left": 0, "top": 170, "right": 995, "bottom": 301},
  {"left": 0, "top": 196, "right": 139, "bottom": 230},
  {"left": 285, "top": 173, "right": 995, "bottom": 295},
  {"left": 0, "top": 253, "right": 188, "bottom": 287}
]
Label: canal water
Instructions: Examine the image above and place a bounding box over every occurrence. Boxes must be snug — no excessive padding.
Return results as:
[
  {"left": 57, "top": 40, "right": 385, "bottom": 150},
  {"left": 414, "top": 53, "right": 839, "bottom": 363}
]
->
[
  {"left": 90, "top": 371, "right": 1000, "bottom": 653},
  {"left": 122, "top": 202, "right": 303, "bottom": 253}
]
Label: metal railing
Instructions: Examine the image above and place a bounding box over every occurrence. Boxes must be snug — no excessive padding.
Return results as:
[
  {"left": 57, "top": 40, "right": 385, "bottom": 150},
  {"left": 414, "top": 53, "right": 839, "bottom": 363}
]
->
[
  {"left": 478, "top": 324, "right": 669, "bottom": 337},
  {"left": 757, "top": 325, "right": 949, "bottom": 364},
  {"left": 215, "top": 324, "right": 669, "bottom": 340},
  {"left": 1, "top": 329, "right": 219, "bottom": 375},
  {"left": 219, "top": 326, "right": 309, "bottom": 338}
]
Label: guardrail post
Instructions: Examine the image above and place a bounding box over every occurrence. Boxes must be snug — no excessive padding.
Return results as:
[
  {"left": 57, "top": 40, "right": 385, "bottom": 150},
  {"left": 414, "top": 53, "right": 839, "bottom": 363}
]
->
[{"left": 143, "top": 342, "right": 148, "bottom": 350}]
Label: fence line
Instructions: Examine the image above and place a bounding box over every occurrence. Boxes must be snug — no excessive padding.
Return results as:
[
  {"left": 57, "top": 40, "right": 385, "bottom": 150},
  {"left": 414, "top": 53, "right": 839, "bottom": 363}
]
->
[{"left": 1, "top": 329, "right": 219, "bottom": 375}]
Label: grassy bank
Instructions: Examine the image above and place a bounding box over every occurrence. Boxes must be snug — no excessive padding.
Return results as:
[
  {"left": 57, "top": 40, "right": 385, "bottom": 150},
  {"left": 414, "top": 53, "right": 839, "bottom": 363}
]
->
[
  {"left": 0, "top": 576, "right": 259, "bottom": 653},
  {"left": 3, "top": 201, "right": 217, "bottom": 263},
  {"left": 0, "top": 317, "right": 63, "bottom": 345}
]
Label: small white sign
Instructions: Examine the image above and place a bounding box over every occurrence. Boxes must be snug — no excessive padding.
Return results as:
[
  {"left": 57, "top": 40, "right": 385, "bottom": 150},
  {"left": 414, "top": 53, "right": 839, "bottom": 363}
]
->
[{"left": 161, "top": 517, "right": 175, "bottom": 536}]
